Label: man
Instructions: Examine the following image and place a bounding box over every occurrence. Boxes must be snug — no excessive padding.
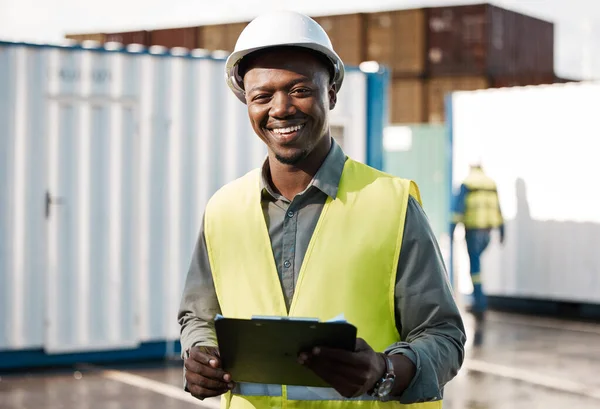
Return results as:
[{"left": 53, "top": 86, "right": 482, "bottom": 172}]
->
[
  {"left": 451, "top": 163, "right": 505, "bottom": 319},
  {"left": 178, "top": 11, "right": 465, "bottom": 409}
]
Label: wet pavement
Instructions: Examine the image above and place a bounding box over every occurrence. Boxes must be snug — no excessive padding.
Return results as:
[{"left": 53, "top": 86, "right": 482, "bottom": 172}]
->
[{"left": 1, "top": 311, "right": 599, "bottom": 409}]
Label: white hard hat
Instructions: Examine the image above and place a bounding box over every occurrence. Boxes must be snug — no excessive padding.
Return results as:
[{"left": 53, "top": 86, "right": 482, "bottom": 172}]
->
[{"left": 225, "top": 10, "right": 345, "bottom": 104}]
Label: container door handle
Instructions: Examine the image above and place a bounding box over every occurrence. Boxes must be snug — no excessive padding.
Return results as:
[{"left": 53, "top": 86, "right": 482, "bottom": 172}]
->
[{"left": 45, "top": 190, "right": 64, "bottom": 219}]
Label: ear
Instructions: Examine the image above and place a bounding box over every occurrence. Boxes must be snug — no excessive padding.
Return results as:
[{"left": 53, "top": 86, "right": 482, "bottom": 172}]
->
[{"left": 328, "top": 84, "right": 337, "bottom": 110}]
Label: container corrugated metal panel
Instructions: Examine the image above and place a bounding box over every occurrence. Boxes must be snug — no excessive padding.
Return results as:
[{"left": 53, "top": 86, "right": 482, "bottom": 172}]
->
[
  {"left": 427, "top": 4, "right": 554, "bottom": 76},
  {"left": 314, "top": 14, "right": 365, "bottom": 66},
  {"left": 331, "top": 14, "right": 365, "bottom": 67},
  {"left": 449, "top": 82, "right": 600, "bottom": 303},
  {"left": 65, "top": 33, "right": 107, "bottom": 43},
  {"left": 150, "top": 27, "right": 199, "bottom": 49},
  {"left": 427, "top": 4, "right": 488, "bottom": 76},
  {"left": 491, "top": 73, "right": 557, "bottom": 88},
  {"left": 365, "top": 12, "right": 393, "bottom": 69},
  {"left": 537, "top": 20, "right": 554, "bottom": 74},
  {"left": 199, "top": 24, "right": 229, "bottom": 51},
  {"left": 0, "top": 44, "right": 48, "bottom": 351},
  {"left": 390, "top": 78, "right": 425, "bottom": 124},
  {"left": 366, "top": 10, "right": 425, "bottom": 75},
  {"left": 0, "top": 42, "right": 374, "bottom": 353},
  {"left": 383, "top": 124, "right": 448, "bottom": 239},
  {"left": 226, "top": 23, "right": 249, "bottom": 51},
  {"left": 105, "top": 31, "right": 150, "bottom": 46},
  {"left": 394, "top": 9, "right": 426, "bottom": 75},
  {"left": 427, "top": 76, "right": 489, "bottom": 123}
]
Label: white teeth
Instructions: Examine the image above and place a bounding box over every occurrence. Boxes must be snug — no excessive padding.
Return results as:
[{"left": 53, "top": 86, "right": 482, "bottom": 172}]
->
[{"left": 272, "top": 124, "right": 304, "bottom": 134}]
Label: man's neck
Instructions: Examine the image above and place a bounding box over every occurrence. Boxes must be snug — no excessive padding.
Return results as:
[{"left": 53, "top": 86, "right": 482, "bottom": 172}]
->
[{"left": 268, "top": 137, "right": 332, "bottom": 201}]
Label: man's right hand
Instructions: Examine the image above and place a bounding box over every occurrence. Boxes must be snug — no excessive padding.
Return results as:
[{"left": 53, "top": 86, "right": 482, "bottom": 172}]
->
[{"left": 185, "top": 346, "right": 235, "bottom": 400}]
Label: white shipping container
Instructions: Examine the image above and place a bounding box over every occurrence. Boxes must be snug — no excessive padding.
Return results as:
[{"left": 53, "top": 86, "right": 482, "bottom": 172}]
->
[
  {"left": 0, "top": 41, "right": 387, "bottom": 365},
  {"left": 448, "top": 82, "right": 600, "bottom": 304}
]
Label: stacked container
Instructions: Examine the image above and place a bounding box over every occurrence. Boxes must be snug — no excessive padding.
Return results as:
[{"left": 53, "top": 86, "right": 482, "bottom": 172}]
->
[{"left": 64, "top": 3, "right": 563, "bottom": 124}]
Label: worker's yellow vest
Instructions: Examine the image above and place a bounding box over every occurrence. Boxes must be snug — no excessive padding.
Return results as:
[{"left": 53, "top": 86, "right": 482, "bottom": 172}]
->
[
  {"left": 463, "top": 169, "right": 503, "bottom": 229},
  {"left": 204, "top": 158, "right": 442, "bottom": 409}
]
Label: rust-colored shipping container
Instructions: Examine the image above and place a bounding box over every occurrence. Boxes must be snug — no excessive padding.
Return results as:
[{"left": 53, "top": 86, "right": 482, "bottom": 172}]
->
[
  {"left": 366, "top": 12, "right": 393, "bottom": 70},
  {"left": 150, "top": 27, "right": 199, "bottom": 49},
  {"left": 490, "top": 73, "right": 558, "bottom": 88},
  {"left": 105, "top": 31, "right": 150, "bottom": 46},
  {"left": 426, "top": 4, "right": 554, "bottom": 77},
  {"left": 366, "top": 10, "right": 426, "bottom": 75},
  {"left": 314, "top": 14, "right": 366, "bottom": 66},
  {"left": 331, "top": 13, "right": 365, "bottom": 67},
  {"left": 426, "top": 76, "right": 489, "bottom": 123},
  {"left": 198, "top": 22, "right": 249, "bottom": 52},
  {"left": 226, "top": 22, "right": 249, "bottom": 51},
  {"left": 199, "top": 24, "right": 229, "bottom": 51},
  {"left": 515, "top": 11, "right": 555, "bottom": 76},
  {"left": 65, "top": 33, "right": 106, "bottom": 43},
  {"left": 554, "top": 76, "right": 578, "bottom": 84},
  {"left": 390, "top": 78, "right": 425, "bottom": 124}
]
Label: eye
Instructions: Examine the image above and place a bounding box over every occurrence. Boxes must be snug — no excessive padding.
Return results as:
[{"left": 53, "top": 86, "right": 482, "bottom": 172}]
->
[
  {"left": 252, "top": 94, "right": 271, "bottom": 103},
  {"left": 291, "top": 88, "right": 311, "bottom": 96}
]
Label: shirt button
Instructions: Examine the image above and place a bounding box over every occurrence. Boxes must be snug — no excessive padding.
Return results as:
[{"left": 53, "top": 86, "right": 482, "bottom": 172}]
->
[
  {"left": 283, "top": 260, "right": 291, "bottom": 268},
  {"left": 287, "top": 210, "right": 294, "bottom": 218}
]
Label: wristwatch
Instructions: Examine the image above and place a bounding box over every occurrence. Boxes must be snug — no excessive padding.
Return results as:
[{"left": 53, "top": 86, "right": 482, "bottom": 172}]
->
[{"left": 369, "top": 353, "right": 396, "bottom": 400}]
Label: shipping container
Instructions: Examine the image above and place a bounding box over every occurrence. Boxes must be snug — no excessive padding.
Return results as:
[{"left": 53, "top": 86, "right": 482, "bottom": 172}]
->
[
  {"left": 366, "top": 10, "right": 426, "bottom": 75},
  {"left": 199, "top": 24, "right": 228, "bottom": 51},
  {"left": 554, "top": 76, "right": 579, "bottom": 83},
  {"left": 197, "top": 22, "right": 249, "bottom": 52},
  {"left": 65, "top": 33, "right": 107, "bottom": 44},
  {"left": 426, "top": 76, "right": 489, "bottom": 123},
  {"left": 150, "top": 27, "right": 199, "bottom": 49},
  {"left": 226, "top": 22, "right": 249, "bottom": 51},
  {"left": 383, "top": 124, "right": 449, "bottom": 240},
  {"left": 366, "top": 12, "right": 393, "bottom": 69},
  {"left": 202, "top": 25, "right": 224, "bottom": 50},
  {"left": 314, "top": 13, "right": 365, "bottom": 66},
  {"left": 390, "top": 78, "right": 425, "bottom": 124},
  {"left": 105, "top": 30, "right": 150, "bottom": 46},
  {"left": 426, "top": 4, "right": 554, "bottom": 76},
  {"left": 331, "top": 13, "right": 365, "bottom": 67},
  {"left": 490, "top": 73, "right": 557, "bottom": 88},
  {"left": 0, "top": 41, "right": 388, "bottom": 368},
  {"left": 447, "top": 82, "right": 600, "bottom": 306}
]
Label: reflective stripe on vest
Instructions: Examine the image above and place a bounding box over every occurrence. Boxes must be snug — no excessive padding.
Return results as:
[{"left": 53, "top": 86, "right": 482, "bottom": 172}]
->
[
  {"left": 233, "top": 383, "right": 377, "bottom": 401},
  {"left": 204, "top": 158, "right": 441, "bottom": 409}
]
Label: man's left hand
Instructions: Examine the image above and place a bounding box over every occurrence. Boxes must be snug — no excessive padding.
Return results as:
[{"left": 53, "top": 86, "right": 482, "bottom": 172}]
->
[{"left": 298, "top": 338, "right": 386, "bottom": 398}]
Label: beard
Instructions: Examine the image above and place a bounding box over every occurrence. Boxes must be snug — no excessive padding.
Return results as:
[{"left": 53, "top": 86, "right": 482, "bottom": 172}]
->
[{"left": 274, "top": 148, "right": 309, "bottom": 165}]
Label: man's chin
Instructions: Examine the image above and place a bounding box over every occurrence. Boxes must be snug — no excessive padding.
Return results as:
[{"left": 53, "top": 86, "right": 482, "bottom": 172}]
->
[{"left": 274, "top": 149, "right": 309, "bottom": 165}]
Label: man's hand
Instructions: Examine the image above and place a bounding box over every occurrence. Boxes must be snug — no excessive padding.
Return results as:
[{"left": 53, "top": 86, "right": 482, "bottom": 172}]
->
[
  {"left": 297, "top": 338, "right": 386, "bottom": 398},
  {"left": 185, "top": 346, "right": 235, "bottom": 400}
]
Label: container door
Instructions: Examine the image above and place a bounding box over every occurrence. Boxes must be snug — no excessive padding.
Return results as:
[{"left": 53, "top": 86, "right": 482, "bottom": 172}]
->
[{"left": 45, "top": 97, "right": 140, "bottom": 353}]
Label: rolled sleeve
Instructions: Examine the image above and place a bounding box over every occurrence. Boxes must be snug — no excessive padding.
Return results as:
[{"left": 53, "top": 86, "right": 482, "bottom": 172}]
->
[
  {"left": 385, "top": 196, "right": 466, "bottom": 403},
  {"left": 178, "top": 215, "right": 222, "bottom": 392},
  {"left": 178, "top": 214, "right": 221, "bottom": 356}
]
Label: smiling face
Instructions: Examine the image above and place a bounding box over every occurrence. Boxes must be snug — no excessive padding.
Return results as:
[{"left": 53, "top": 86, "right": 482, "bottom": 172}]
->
[{"left": 241, "top": 47, "right": 337, "bottom": 165}]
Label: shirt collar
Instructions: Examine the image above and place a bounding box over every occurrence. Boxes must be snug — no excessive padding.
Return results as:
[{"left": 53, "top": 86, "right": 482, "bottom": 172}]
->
[{"left": 260, "top": 138, "right": 347, "bottom": 200}]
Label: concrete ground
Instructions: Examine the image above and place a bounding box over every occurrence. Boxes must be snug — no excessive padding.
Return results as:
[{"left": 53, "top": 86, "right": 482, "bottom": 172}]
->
[{"left": 2, "top": 311, "right": 600, "bottom": 409}]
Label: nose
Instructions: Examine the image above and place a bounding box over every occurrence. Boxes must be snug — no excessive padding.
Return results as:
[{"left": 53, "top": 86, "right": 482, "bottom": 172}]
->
[{"left": 269, "top": 91, "right": 296, "bottom": 118}]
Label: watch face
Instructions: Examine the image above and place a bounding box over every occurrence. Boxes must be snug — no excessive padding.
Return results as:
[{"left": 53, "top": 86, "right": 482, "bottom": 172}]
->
[{"left": 378, "top": 379, "right": 394, "bottom": 397}]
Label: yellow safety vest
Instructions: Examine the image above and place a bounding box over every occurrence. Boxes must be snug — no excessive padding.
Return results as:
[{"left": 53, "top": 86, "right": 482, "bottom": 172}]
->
[
  {"left": 462, "top": 169, "right": 503, "bottom": 229},
  {"left": 204, "top": 158, "right": 441, "bottom": 409}
]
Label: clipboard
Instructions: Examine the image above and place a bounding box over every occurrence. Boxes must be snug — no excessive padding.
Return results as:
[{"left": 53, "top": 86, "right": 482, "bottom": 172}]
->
[{"left": 214, "top": 315, "right": 357, "bottom": 387}]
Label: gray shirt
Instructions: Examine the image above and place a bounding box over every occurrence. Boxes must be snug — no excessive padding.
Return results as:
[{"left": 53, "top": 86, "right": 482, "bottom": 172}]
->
[{"left": 178, "top": 140, "right": 466, "bottom": 404}]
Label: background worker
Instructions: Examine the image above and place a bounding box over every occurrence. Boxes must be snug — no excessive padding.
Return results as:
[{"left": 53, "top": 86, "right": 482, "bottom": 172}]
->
[
  {"left": 451, "top": 163, "right": 505, "bottom": 320},
  {"left": 179, "top": 11, "right": 465, "bottom": 408}
]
